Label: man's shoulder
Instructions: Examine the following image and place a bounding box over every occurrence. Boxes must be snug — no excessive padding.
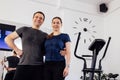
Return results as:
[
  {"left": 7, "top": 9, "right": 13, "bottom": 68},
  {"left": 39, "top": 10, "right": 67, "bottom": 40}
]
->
[
  {"left": 22, "top": 26, "right": 31, "bottom": 30},
  {"left": 40, "top": 30, "right": 48, "bottom": 36},
  {"left": 16, "top": 26, "right": 30, "bottom": 31}
]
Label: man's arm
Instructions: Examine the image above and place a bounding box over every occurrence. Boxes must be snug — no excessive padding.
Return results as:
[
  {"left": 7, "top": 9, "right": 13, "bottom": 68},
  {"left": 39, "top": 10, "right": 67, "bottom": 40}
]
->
[{"left": 5, "top": 31, "right": 22, "bottom": 56}]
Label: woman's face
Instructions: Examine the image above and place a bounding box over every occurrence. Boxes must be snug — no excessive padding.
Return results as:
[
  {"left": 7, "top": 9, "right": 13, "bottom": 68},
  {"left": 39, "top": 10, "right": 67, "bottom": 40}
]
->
[{"left": 52, "top": 18, "right": 62, "bottom": 32}]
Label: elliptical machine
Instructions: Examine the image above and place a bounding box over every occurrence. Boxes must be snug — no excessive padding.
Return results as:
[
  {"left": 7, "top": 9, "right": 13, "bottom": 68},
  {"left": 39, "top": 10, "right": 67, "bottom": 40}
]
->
[{"left": 74, "top": 32, "right": 111, "bottom": 80}]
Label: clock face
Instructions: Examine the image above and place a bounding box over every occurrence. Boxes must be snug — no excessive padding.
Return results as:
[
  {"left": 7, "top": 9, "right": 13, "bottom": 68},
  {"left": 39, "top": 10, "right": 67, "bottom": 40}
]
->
[{"left": 73, "top": 17, "right": 97, "bottom": 44}]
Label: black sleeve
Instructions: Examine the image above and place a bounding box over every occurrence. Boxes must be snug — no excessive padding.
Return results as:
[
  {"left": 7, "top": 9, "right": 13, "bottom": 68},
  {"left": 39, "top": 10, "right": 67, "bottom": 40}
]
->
[
  {"left": 16, "top": 27, "right": 26, "bottom": 38},
  {"left": 6, "top": 57, "right": 10, "bottom": 61}
]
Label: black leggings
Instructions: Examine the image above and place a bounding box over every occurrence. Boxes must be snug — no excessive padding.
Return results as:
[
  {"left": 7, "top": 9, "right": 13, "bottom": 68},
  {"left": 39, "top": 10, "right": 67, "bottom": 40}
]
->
[
  {"left": 4, "top": 70, "right": 16, "bottom": 80},
  {"left": 44, "top": 61, "right": 65, "bottom": 80},
  {"left": 13, "top": 65, "right": 44, "bottom": 80}
]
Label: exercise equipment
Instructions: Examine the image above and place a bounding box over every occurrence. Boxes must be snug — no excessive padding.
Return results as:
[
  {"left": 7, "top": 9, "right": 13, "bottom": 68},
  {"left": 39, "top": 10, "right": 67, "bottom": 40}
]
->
[
  {"left": 74, "top": 32, "right": 111, "bottom": 80},
  {"left": 108, "top": 73, "right": 119, "bottom": 80}
]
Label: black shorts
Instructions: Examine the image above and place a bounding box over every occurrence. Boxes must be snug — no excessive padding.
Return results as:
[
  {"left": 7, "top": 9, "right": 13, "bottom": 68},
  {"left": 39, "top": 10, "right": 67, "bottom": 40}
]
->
[{"left": 13, "top": 65, "right": 44, "bottom": 80}]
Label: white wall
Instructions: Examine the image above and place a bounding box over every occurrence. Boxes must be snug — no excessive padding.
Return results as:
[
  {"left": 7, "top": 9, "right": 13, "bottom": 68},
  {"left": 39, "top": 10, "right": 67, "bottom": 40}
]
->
[
  {"left": 1, "top": 0, "right": 119, "bottom": 80},
  {"left": 0, "top": 0, "right": 63, "bottom": 28},
  {"left": 63, "top": 9, "right": 104, "bottom": 80},
  {"left": 103, "top": 0, "right": 120, "bottom": 79}
]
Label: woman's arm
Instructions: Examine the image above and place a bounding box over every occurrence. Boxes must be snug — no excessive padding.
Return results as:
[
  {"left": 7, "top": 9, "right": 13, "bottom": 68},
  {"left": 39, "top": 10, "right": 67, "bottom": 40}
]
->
[
  {"left": 63, "top": 42, "right": 71, "bottom": 77},
  {"left": 7, "top": 68, "right": 16, "bottom": 71},
  {"left": 65, "top": 42, "right": 71, "bottom": 68},
  {"left": 1, "top": 60, "right": 8, "bottom": 71}
]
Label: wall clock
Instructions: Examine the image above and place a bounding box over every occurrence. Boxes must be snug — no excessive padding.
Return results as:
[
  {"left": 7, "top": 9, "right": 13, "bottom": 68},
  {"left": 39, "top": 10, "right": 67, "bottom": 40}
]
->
[{"left": 73, "top": 17, "right": 97, "bottom": 44}]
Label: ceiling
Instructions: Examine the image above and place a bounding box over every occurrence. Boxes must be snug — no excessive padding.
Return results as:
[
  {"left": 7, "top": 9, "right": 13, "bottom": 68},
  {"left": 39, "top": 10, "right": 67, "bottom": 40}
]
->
[
  {"left": 31, "top": 0, "right": 114, "bottom": 6},
  {"left": 74, "top": 0, "right": 114, "bottom": 5}
]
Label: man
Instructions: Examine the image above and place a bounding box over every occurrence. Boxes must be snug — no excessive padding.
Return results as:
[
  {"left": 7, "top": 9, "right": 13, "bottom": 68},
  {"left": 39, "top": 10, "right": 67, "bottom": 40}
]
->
[
  {"left": 5, "top": 11, "right": 47, "bottom": 80},
  {"left": 1, "top": 51, "right": 19, "bottom": 80}
]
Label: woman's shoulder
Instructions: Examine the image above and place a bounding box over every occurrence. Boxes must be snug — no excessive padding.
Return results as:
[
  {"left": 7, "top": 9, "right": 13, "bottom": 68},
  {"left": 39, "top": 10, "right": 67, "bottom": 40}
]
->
[
  {"left": 60, "top": 33, "right": 70, "bottom": 37},
  {"left": 60, "top": 33, "right": 71, "bottom": 41}
]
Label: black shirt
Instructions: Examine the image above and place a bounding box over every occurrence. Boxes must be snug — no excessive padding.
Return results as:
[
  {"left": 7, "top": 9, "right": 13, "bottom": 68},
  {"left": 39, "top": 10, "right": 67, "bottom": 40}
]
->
[
  {"left": 7, "top": 56, "right": 19, "bottom": 68},
  {"left": 16, "top": 27, "right": 47, "bottom": 65}
]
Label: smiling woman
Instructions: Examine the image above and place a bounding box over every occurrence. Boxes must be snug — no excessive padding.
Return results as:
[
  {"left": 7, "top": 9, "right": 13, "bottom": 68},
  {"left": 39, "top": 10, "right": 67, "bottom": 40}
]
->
[{"left": 44, "top": 17, "right": 71, "bottom": 80}]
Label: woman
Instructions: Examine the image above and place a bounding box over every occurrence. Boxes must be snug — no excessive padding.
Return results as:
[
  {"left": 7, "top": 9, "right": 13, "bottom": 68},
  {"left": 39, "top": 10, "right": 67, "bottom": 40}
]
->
[
  {"left": 1, "top": 51, "right": 19, "bottom": 80},
  {"left": 44, "top": 17, "right": 71, "bottom": 80}
]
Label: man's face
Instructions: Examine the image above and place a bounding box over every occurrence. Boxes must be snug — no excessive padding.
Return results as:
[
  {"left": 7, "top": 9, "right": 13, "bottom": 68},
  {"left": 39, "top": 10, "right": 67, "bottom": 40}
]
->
[{"left": 33, "top": 13, "right": 44, "bottom": 28}]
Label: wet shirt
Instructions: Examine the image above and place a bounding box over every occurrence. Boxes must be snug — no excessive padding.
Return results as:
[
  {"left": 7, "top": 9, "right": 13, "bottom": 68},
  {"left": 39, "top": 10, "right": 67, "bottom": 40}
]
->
[{"left": 16, "top": 27, "right": 47, "bottom": 65}]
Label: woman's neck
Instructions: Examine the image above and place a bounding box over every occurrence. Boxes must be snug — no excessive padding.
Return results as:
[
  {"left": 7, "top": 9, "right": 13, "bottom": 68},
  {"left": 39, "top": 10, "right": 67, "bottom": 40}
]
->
[{"left": 53, "top": 31, "right": 61, "bottom": 36}]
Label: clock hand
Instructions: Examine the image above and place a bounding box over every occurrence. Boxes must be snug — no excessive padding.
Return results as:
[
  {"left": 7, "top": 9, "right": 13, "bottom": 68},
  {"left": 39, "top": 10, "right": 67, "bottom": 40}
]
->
[
  {"left": 79, "top": 17, "right": 82, "bottom": 22},
  {"left": 89, "top": 20, "right": 92, "bottom": 24},
  {"left": 75, "top": 21, "right": 78, "bottom": 24},
  {"left": 84, "top": 39, "right": 86, "bottom": 43},
  {"left": 93, "top": 31, "right": 97, "bottom": 33},
  {"left": 73, "top": 27, "right": 77, "bottom": 29},
  {"left": 92, "top": 35, "right": 95, "bottom": 38}
]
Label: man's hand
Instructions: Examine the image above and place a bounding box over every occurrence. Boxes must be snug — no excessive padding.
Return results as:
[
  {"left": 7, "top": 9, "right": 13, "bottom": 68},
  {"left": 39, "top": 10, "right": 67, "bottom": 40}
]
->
[
  {"left": 15, "top": 49, "right": 23, "bottom": 57},
  {"left": 60, "top": 48, "right": 66, "bottom": 56}
]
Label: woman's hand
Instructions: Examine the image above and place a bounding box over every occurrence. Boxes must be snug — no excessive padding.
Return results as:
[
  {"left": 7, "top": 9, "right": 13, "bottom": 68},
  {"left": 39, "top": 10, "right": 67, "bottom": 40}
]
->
[
  {"left": 63, "top": 66, "right": 69, "bottom": 77},
  {"left": 7, "top": 68, "right": 16, "bottom": 71}
]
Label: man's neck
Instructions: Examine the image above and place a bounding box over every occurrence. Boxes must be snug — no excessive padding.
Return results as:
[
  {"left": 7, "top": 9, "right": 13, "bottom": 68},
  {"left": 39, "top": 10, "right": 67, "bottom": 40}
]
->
[{"left": 32, "top": 26, "right": 40, "bottom": 30}]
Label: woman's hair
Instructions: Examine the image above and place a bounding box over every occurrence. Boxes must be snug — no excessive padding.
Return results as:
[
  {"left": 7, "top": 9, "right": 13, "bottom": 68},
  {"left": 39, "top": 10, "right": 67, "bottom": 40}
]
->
[
  {"left": 52, "top": 17, "right": 62, "bottom": 24},
  {"left": 33, "top": 11, "right": 45, "bottom": 21},
  {"left": 13, "top": 50, "right": 17, "bottom": 55},
  {"left": 47, "top": 17, "right": 62, "bottom": 39}
]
